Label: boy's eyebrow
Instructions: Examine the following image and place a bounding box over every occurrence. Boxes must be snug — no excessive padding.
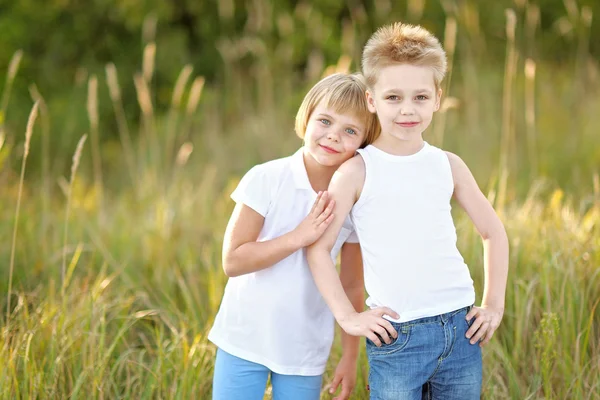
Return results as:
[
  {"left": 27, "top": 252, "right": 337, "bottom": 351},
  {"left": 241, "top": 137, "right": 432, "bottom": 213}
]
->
[
  {"left": 316, "top": 113, "right": 362, "bottom": 131},
  {"left": 381, "top": 88, "right": 434, "bottom": 95}
]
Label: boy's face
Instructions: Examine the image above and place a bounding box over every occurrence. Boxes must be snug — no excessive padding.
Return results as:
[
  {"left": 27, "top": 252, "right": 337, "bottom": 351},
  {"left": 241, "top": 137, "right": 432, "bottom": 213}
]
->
[
  {"left": 366, "top": 64, "right": 441, "bottom": 141},
  {"left": 303, "top": 102, "right": 366, "bottom": 167}
]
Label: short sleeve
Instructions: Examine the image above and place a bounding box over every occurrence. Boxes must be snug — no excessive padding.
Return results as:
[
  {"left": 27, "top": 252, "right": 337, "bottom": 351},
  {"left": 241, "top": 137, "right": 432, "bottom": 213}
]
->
[
  {"left": 345, "top": 229, "right": 359, "bottom": 244},
  {"left": 230, "top": 165, "right": 271, "bottom": 217}
]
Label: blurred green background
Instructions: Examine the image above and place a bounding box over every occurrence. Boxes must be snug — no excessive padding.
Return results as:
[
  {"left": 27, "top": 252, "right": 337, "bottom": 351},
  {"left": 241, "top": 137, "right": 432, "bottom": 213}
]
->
[{"left": 1, "top": 0, "right": 599, "bottom": 398}]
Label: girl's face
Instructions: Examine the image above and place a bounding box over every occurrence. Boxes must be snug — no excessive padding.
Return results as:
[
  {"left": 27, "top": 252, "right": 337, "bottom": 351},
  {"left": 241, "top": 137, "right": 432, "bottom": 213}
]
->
[{"left": 303, "top": 103, "right": 367, "bottom": 167}]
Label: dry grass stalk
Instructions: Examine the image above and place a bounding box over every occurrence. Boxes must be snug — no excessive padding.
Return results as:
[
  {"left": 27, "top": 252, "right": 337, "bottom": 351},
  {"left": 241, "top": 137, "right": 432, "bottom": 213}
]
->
[
  {"left": 1, "top": 50, "right": 23, "bottom": 115},
  {"left": 6, "top": 101, "right": 38, "bottom": 329},
  {"left": 433, "top": 16, "right": 457, "bottom": 146},
  {"left": 143, "top": 42, "right": 156, "bottom": 83},
  {"left": 166, "top": 65, "right": 194, "bottom": 169},
  {"left": 525, "top": 59, "right": 538, "bottom": 178},
  {"left": 87, "top": 75, "right": 103, "bottom": 210},
  {"left": 498, "top": 9, "right": 518, "bottom": 210},
  {"left": 62, "top": 134, "right": 87, "bottom": 295},
  {"left": 28, "top": 84, "right": 51, "bottom": 258},
  {"left": 105, "top": 63, "right": 136, "bottom": 184}
]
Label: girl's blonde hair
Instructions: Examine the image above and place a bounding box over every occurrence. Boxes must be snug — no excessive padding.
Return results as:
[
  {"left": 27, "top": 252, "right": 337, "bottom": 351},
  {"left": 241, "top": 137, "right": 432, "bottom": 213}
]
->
[
  {"left": 362, "top": 22, "right": 447, "bottom": 90},
  {"left": 295, "top": 73, "right": 380, "bottom": 147}
]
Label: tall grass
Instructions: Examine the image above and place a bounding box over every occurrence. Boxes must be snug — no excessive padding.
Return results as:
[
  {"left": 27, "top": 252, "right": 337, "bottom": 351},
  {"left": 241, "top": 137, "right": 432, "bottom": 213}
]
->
[{"left": 1, "top": 2, "right": 599, "bottom": 399}]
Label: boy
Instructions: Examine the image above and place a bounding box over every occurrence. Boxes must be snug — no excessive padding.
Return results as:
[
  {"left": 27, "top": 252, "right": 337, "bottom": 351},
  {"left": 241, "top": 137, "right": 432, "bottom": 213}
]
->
[{"left": 307, "top": 22, "right": 509, "bottom": 399}]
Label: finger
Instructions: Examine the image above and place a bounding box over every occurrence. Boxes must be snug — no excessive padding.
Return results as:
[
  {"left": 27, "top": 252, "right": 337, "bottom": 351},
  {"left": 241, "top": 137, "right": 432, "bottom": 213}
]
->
[
  {"left": 329, "top": 374, "right": 342, "bottom": 395},
  {"left": 466, "top": 307, "right": 479, "bottom": 322},
  {"left": 315, "top": 214, "right": 335, "bottom": 234},
  {"left": 381, "top": 320, "right": 398, "bottom": 339},
  {"left": 315, "top": 200, "right": 335, "bottom": 225},
  {"left": 311, "top": 191, "right": 327, "bottom": 215},
  {"left": 310, "top": 191, "right": 323, "bottom": 214},
  {"left": 375, "top": 307, "right": 400, "bottom": 320},
  {"left": 470, "top": 322, "right": 489, "bottom": 345},
  {"left": 480, "top": 324, "right": 498, "bottom": 347},
  {"left": 312, "top": 192, "right": 329, "bottom": 216},
  {"left": 367, "top": 333, "right": 382, "bottom": 347},
  {"left": 466, "top": 316, "right": 484, "bottom": 339},
  {"left": 372, "top": 324, "right": 392, "bottom": 344},
  {"left": 336, "top": 381, "right": 352, "bottom": 400}
]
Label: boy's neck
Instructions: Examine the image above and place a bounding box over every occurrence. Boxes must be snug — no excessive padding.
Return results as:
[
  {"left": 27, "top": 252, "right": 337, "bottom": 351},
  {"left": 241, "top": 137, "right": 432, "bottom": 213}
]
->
[{"left": 372, "top": 134, "right": 425, "bottom": 156}]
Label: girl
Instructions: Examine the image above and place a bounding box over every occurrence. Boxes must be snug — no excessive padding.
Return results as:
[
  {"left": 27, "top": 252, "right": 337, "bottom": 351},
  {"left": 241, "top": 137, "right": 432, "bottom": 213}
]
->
[{"left": 209, "top": 73, "right": 380, "bottom": 400}]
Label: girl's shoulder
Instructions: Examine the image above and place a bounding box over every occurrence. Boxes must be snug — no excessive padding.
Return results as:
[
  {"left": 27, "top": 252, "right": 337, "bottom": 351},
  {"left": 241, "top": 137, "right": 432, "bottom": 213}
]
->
[{"left": 245, "top": 154, "right": 294, "bottom": 183}]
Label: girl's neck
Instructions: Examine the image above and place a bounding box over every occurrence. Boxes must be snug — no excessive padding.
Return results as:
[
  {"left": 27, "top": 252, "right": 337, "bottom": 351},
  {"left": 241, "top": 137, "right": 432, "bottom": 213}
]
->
[
  {"left": 373, "top": 135, "right": 425, "bottom": 156},
  {"left": 302, "top": 151, "right": 338, "bottom": 193}
]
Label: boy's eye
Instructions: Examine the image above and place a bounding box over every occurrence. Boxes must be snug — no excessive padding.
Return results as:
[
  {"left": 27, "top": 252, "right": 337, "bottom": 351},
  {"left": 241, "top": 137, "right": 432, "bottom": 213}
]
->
[
  {"left": 319, "top": 119, "right": 331, "bottom": 125},
  {"left": 345, "top": 128, "right": 357, "bottom": 135}
]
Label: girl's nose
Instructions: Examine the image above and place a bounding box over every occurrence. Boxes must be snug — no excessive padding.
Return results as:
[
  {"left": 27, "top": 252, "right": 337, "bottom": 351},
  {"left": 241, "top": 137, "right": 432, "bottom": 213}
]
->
[{"left": 326, "top": 129, "right": 341, "bottom": 142}]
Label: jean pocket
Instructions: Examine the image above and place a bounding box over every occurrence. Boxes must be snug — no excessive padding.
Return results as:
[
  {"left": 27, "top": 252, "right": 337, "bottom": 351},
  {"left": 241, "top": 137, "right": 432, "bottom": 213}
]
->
[{"left": 366, "top": 324, "right": 411, "bottom": 356}]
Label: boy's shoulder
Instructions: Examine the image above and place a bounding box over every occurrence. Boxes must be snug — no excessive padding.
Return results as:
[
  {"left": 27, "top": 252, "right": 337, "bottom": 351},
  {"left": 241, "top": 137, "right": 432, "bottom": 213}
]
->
[{"left": 338, "top": 153, "right": 367, "bottom": 177}]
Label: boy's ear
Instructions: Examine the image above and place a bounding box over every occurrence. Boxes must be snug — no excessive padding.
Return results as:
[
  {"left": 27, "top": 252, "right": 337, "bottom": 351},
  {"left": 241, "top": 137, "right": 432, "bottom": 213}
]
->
[
  {"left": 366, "top": 90, "right": 377, "bottom": 113},
  {"left": 434, "top": 88, "right": 443, "bottom": 111}
]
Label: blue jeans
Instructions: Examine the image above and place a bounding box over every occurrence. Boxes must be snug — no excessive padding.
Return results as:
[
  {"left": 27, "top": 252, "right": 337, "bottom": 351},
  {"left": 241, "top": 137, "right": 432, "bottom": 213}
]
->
[
  {"left": 212, "top": 348, "right": 323, "bottom": 400},
  {"left": 366, "top": 306, "right": 482, "bottom": 400}
]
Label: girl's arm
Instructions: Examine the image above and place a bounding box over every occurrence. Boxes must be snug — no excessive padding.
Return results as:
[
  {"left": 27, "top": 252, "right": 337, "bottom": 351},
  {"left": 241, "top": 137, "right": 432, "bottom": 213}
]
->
[
  {"left": 446, "top": 151, "right": 509, "bottom": 347},
  {"left": 222, "top": 191, "right": 334, "bottom": 277},
  {"left": 328, "top": 242, "right": 364, "bottom": 399}
]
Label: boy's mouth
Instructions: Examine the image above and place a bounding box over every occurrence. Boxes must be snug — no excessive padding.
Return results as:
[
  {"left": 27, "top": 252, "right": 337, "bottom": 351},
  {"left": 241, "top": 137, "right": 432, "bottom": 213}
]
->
[
  {"left": 319, "top": 145, "right": 340, "bottom": 154},
  {"left": 396, "top": 122, "right": 420, "bottom": 128}
]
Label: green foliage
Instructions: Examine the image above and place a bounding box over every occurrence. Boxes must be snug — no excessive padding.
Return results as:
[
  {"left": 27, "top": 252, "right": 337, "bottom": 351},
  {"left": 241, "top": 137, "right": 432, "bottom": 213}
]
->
[{"left": 0, "top": 0, "right": 599, "bottom": 398}]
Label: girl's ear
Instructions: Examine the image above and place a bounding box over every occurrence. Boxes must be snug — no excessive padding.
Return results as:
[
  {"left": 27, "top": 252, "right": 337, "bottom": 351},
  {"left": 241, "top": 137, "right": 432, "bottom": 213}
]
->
[{"left": 366, "top": 90, "right": 377, "bottom": 113}]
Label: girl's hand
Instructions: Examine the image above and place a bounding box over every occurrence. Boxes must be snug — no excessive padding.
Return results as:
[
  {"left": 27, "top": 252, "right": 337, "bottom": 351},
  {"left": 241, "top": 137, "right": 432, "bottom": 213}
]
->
[
  {"left": 327, "top": 354, "right": 357, "bottom": 400},
  {"left": 465, "top": 305, "right": 504, "bottom": 347},
  {"left": 293, "top": 191, "right": 335, "bottom": 247}
]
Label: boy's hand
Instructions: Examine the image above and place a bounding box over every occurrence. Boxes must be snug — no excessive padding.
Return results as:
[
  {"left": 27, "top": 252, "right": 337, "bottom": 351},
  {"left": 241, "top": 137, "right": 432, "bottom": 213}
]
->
[
  {"left": 293, "top": 191, "right": 335, "bottom": 247},
  {"left": 338, "top": 307, "right": 400, "bottom": 346},
  {"left": 465, "top": 305, "right": 504, "bottom": 347},
  {"left": 328, "top": 354, "right": 357, "bottom": 400}
]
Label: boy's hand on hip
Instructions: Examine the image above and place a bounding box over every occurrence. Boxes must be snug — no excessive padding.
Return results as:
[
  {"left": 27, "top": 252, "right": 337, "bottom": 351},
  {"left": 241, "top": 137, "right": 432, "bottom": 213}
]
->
[
  {"left": 328, "top": 354, "right": 357, "bottom": 400},
  {"left": 465, "top": 305, "right": 504, "bottom": 347},
  {"left": 293, "top": 191, "right": 335, "bottom": 247},
  {"left": 338, "top": 307, "right": 400, "bottom": 346}
]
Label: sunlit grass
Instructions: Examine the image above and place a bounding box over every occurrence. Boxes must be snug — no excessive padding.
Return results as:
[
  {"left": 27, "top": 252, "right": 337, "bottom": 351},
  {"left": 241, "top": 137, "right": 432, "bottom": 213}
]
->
[{"left": 1, "top": 3, "right": 599, "bottom": 399}]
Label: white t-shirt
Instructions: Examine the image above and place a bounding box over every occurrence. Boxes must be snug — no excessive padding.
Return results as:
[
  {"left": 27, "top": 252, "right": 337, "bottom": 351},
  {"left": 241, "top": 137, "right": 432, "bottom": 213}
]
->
[
  {"left": 208, "top": 148, "right": 358, "bottom": 376},
  {"left": 352, "top": 142, "right": 475, "bottom": 323}
]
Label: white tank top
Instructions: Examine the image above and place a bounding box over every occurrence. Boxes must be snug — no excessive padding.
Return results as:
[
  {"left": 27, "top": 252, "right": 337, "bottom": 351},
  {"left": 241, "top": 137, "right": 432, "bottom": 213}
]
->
[{"left": 352, "top": 142, "right": 475, "bottom": 322}]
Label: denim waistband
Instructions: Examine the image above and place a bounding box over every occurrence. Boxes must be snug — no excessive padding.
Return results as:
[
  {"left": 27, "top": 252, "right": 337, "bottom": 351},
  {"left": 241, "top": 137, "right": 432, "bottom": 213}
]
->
[{"left": 392, "top": 305, "right": 473, "bottom": 327}]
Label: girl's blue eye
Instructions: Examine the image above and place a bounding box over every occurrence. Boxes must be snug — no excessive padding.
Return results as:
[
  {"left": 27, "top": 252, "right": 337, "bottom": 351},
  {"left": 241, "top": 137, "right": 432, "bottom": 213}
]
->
[
  {"left": 345, "top": 128, "right": 357, "bottom": 135},
  {"left": 320, "top": 119, "right": 331, "bottom": 125},
  {"left": 387, "top": 95, "right": 399, "bottom": 101},
  {"left": 416, "top": 95, "right": 428, "bottom": 101}
]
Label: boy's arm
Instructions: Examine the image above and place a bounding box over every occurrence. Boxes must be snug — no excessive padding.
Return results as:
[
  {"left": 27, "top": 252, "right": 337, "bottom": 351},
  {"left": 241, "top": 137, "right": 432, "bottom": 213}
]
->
[
  {"left": 222, "top": 192, "right": 334, "bottom": 277},
  {"left": 447, "top": 152, "right": 509, "bottom": 347},
  {"left": 328, "top": 242, "right": 364, "bottom": 399},
  {"left": 307, "top": 156, "right": 399, "bottom": 346}
]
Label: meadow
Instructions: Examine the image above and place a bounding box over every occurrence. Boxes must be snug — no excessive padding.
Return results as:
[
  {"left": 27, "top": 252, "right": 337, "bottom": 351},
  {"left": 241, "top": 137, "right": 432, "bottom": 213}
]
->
[{"left": 1, "top": 1, "right": 599, "bottom": 399}]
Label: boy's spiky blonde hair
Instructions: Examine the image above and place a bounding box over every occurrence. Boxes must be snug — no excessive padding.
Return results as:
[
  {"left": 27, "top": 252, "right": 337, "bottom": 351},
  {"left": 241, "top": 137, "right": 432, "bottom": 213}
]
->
[
  {"left": 295, "top": 73, "right": 380, "bottom": 148},
  {"left": 362, "top": 22, "right": 447, "bottom": 90}
]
